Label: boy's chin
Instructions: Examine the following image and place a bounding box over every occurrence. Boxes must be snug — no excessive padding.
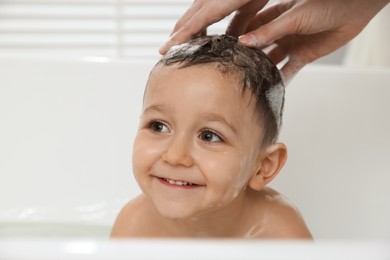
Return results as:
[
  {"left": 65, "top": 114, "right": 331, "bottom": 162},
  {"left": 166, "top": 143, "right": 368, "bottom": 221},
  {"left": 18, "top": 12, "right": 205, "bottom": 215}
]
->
[{"left": 153, "top": 201, "right": 199, "bottom": 220}]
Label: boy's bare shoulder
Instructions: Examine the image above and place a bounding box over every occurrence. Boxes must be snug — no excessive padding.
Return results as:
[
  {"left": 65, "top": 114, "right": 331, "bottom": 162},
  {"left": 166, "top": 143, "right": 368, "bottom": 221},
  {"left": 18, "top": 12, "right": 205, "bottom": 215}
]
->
[
  {"left": 249, "top": 187, "right": 313, "bottom": 239},
  {"left": 110, "top": 194, "right": 158, "bottom": 237}
]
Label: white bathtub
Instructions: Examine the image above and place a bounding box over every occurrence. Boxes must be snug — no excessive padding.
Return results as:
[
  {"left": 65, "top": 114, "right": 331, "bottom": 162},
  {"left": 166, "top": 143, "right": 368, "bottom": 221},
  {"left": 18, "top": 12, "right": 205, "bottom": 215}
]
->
[{"left": 0, "top": 58, "right": 389, "bottom": 258}]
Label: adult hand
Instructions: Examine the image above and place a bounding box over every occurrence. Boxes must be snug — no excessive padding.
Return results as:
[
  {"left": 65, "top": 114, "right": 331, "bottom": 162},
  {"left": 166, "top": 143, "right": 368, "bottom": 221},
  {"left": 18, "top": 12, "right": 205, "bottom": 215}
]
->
[
  {"left": 235, "top": 0, "right": 390, "bottom": 81},
  {"left": 160, "top": 0, "right": 389, "bottom": 82},
  {"left": 159, "top": 0, "right": 269, "bottom": 54}
]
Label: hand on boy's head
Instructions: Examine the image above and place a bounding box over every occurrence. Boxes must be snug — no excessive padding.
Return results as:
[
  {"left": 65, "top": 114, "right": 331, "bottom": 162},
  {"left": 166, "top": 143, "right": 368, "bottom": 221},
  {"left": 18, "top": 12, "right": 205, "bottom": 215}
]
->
[
  {"left": 161, "top": 0, "right": 389, "bottom": 81},
  {"left": 159, "top": 0, "right": 261, "bottom": 54}
]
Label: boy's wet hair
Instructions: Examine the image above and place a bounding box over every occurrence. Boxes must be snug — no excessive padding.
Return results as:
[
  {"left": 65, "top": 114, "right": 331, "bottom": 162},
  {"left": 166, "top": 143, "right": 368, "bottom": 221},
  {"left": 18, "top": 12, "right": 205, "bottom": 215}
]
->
[{"left": 159, "top": 34, "right": 285, "bottom": 147}]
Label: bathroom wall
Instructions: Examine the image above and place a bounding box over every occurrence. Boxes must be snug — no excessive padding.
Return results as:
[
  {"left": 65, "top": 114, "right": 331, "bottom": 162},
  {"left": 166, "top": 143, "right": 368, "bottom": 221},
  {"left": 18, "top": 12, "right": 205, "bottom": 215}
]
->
[{"left": 272, "top": 66, "right": 390, "bottom": 239}]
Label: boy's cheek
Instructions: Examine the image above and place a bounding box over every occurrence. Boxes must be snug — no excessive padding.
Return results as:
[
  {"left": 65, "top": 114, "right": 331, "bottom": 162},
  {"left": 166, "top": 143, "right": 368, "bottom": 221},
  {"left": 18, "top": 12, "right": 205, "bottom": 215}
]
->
[
  {"left": 199, "top": 152, "right": 242, "bottom": 181},
  {"left": 132, "top": 135, "right": 163, "bottom": 167}
]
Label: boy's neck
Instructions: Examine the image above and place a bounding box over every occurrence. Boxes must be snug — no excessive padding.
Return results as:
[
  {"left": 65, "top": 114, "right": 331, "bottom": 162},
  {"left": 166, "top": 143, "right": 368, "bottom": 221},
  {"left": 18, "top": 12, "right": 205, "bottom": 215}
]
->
[{"left": 160, "top": 188, "right": 255, "bottom": 238}]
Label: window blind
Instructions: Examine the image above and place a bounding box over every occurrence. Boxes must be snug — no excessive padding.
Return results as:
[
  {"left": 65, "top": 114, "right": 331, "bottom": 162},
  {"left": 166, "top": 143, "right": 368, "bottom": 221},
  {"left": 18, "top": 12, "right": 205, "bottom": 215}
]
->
[{"left": 0, "top": 0, "right": 230, "bottom": 60}]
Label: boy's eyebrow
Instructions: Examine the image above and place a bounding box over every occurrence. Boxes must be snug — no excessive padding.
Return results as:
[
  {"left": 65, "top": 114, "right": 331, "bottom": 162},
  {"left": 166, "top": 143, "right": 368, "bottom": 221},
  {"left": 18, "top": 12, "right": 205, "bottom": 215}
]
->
[
  {"left": 202, "top": 113, "right": 238, "bottom": 135},
  {"left": 143, "top": 104, "right": 168, "bottom": 114}
]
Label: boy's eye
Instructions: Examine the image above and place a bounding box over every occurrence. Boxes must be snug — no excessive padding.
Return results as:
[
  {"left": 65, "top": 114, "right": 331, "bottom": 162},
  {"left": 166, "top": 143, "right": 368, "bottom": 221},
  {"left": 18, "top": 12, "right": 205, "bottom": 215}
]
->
[
  {"left": 199, "top": 130, "right": 222, "bottom": 143},
  {"left": 149, "top": 121, "right": 169, "bottom": 133}
]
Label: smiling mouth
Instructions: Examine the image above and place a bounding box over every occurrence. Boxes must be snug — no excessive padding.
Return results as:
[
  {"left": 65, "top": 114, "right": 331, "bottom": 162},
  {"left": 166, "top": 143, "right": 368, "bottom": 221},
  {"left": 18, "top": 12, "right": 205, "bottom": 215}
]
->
[
  {"left": 164, "top": 178, "right": 194, "bottom": 186},
  {"left": 157, "top": 177, "right": 201, "bottom": 187}
]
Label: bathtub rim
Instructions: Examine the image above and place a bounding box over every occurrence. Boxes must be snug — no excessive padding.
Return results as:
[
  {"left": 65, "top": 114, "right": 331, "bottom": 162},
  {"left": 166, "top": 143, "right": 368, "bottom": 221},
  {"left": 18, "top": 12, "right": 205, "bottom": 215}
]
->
[{"left": 0, "top": 239, "right": 389, "bottom": 259}]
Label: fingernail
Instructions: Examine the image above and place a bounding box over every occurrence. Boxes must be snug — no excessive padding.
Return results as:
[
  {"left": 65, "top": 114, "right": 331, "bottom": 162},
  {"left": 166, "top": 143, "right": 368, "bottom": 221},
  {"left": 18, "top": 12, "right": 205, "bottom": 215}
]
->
[{"left": 238, "top": 34, "right": 259, "bottom": 47}]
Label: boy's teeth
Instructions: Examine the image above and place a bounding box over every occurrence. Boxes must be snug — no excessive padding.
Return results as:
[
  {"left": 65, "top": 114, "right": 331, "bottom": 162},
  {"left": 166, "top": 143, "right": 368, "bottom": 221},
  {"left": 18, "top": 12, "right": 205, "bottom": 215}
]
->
[{"left": 165, "top": 178, "right": 193, "bottom": 186}]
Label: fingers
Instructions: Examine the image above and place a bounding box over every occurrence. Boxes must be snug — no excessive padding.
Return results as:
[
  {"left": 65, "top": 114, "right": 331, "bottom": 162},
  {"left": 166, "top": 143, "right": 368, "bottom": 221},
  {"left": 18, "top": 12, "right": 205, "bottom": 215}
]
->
[
  {"left": 226, "top": 0, "right": 269, "bottom": 37},
  {"left": 159, "top": 15, "right": 223, "bottom": 54},
  {"left": 245, "top": 2, "right": 288, "bottom": 32},
  {"left": 160, "top": 0, "right": 248, "bottom": 54},
  {"left": 280, "top": 58, "right": 305, "bottom": 85},
  {"left": 266, "top": 44, "right": 288, "bottom": 65},
  {"left": 239, "top": 3, "right": 298, "bottom": 47},
  {"left": 170, "top": 1, "right": 201, "bottom": 36},
  {"left": 263, "top": 44, "right": 304, "bottom": 85},
  {"left": 160, "top": 6, "right": 207, "bottom": 54},
  {"left": 159, "top": 13, "right": 210, "bottom": 54},
  {"left": 196, "top": 28, "right": 207, "bottom": 38}
]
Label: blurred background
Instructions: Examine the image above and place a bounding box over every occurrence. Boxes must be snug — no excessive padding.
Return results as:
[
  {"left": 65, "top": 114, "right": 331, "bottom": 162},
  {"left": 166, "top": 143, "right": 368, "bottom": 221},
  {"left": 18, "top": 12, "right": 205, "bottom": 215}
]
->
[
  {"left": 0, "top": 0, "right": 388, "bottom": 67},
  {"left": 1, "top": 0, "right": 390, "bottom": 243}
]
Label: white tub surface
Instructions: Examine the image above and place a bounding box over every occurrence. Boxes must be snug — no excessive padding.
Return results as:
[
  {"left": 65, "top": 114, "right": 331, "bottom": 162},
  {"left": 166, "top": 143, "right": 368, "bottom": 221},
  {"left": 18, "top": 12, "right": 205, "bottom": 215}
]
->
[
  {"left": 1, "top": 58, "right": 390, "bottom": 240},
  {"left": 0, "top": 240, "right": 389, "bottom": 260},
  {"left": 0, "top": 222, "right": 109, "bottom": 238}
]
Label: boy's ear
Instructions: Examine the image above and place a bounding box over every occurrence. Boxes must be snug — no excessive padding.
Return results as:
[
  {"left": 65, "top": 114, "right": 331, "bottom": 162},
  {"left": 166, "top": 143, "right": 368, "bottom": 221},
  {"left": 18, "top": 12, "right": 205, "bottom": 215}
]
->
[{"left": 248, "top": 143, "right": 287, "bottom": 191}]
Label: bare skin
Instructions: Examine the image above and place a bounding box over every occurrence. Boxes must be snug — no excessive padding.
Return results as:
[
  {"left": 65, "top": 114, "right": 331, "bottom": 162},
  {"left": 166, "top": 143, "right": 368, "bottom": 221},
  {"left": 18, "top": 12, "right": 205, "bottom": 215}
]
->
[
  {"left": 111, "top": 64, "right": 312, "bottom": 239},
  {"left": 111, "top": 187, "right": 312, "bottom": 238},
  {"left": 159, "top": 0, "right": 389, "bottom": 82}
]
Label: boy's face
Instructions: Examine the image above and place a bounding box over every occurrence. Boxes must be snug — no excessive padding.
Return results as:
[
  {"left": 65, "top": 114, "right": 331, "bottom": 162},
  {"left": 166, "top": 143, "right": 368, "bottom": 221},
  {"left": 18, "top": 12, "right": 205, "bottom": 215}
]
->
[{"left": 132, "top": 63, "right": 264, "bottom": 219}]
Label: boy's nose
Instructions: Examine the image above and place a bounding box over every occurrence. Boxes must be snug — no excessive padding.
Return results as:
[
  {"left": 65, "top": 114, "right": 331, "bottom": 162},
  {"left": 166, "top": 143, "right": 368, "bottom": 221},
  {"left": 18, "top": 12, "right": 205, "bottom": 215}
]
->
[{"left": 162, "top": 134, "right": 194, "bottom": 168}]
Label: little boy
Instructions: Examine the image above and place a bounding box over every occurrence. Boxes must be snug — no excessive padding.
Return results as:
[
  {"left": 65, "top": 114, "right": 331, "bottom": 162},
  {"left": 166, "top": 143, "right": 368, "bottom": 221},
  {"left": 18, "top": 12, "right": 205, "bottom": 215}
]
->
[{"left": 111, "top": 35, "right": 312, "bottom": 239}]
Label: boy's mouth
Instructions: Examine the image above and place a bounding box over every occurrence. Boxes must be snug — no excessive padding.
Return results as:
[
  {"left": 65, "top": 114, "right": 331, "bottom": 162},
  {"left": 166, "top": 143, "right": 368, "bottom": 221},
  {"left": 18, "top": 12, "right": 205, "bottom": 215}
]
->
[
  {"left": 157, "top": 177, "right": 202, "bottom": 187},
  {"left": 163, "top": 178, "right": 194, "bottom": 186}
]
